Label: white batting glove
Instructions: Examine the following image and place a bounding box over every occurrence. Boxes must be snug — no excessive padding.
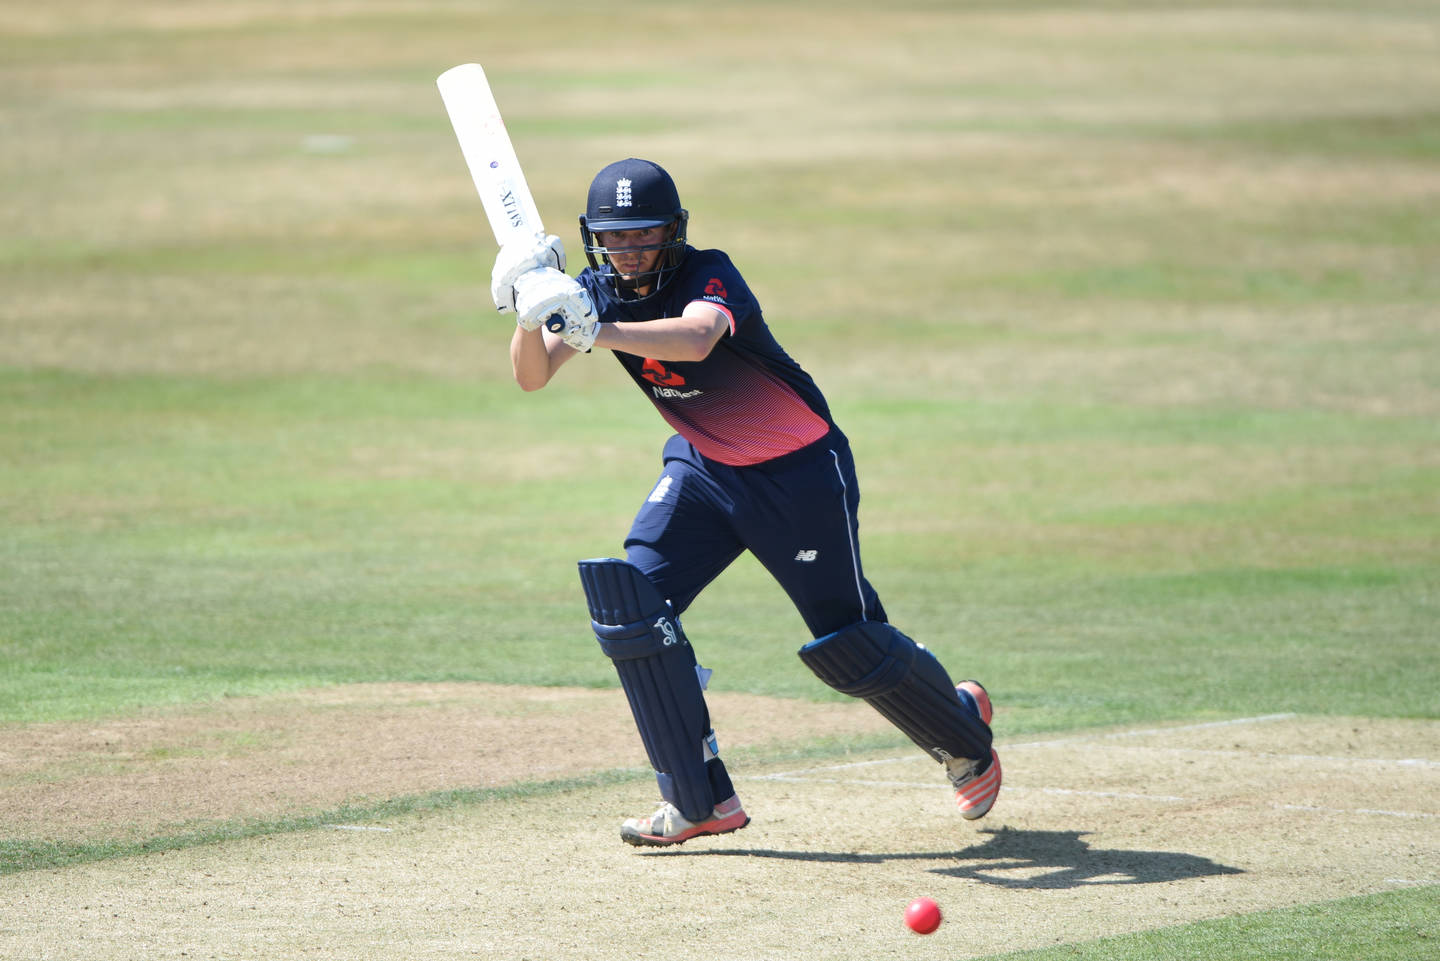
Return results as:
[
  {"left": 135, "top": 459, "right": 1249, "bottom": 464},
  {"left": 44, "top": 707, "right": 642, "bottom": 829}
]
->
[
  {"left": 548, "top": 305, "right": 601, "bottom": 352},
  {"left": 491, "top": 233, "right": 565, "bottom": 314},
  {"left": 514, "top": 267, "right": 598, "bottom": 350}
]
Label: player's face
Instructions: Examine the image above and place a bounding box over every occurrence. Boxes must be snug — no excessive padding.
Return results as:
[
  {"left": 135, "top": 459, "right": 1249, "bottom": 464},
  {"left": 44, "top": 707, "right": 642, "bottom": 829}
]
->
[{"left": 596, "top": 226, "right": 668, "bottom": 284}]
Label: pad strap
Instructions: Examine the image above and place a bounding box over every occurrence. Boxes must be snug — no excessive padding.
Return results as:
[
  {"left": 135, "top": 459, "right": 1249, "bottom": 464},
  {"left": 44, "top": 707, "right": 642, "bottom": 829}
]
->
[
  {"left": 580, "top": 559, "right": 685, "bottom": 661},
  {"left": 798, "top": 621, "right": 990, "bottom": 764}
]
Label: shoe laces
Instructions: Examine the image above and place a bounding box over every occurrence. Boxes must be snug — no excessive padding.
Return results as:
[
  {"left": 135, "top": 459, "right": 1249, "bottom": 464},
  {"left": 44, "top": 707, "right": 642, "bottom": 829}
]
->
[
  {"left": 945, "top": 756, "right": 983, "bottom": 790},
  {"left": 644, "top": 801, "right": 690, "bottom": 833}
]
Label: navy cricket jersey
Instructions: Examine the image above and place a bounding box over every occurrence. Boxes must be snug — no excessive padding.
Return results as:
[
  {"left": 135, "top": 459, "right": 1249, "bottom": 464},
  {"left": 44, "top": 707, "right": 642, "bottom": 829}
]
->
[{"left": 576, "top": 247, "right": 837, "bottom": 466}]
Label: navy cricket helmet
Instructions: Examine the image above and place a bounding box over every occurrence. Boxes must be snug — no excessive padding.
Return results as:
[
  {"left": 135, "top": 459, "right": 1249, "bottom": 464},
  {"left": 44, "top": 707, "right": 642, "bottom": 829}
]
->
[{"left": 579, "top": 158, "right": 689, "bottom": 300}]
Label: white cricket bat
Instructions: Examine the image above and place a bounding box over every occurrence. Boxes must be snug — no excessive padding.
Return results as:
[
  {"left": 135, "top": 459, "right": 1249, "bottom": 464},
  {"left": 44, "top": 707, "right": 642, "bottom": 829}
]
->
[{"left": 436, "top": 62, "right": 545, "bottom": 247}]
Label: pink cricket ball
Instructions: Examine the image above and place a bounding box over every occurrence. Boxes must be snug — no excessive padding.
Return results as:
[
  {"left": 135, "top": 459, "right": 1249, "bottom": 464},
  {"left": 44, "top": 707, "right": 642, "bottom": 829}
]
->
[{"left": 904, "top": 896, "right": 942, "bottom": 934}]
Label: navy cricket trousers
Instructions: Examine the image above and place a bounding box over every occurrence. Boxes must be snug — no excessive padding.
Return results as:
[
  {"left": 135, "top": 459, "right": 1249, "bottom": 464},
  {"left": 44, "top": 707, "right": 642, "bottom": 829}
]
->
[{"left": 624, "top": 432, "right": 887, "bottom": 638}]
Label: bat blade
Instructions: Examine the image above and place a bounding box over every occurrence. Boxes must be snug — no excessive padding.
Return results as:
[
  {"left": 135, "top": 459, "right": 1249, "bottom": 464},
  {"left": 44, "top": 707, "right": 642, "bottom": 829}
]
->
[{"left": 436, "top": 63, "right": 545, "bottom": 246}]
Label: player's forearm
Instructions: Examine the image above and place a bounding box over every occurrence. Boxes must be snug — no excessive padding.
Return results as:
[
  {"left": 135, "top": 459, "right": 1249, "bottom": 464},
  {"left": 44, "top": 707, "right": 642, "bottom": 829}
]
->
[
  {"left": 592, "top": 313, "right": 724, "bottom": 362},
  {"left": 510, "top": 325, "right": 570, "bottom": 390}
]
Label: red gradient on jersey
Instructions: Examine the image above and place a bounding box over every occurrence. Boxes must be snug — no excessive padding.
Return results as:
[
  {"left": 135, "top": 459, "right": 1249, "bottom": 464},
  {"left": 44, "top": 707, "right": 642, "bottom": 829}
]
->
[{"left": 645, "top": 348, "right": 829, "bottom": 466}]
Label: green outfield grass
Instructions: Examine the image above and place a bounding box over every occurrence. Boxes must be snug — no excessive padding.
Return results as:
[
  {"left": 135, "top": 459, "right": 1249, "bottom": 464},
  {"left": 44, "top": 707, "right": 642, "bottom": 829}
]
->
[
  {"left": 1, "top": 0, "right": 1436, "bottom": 956},
  {"left": 995, "top": 885, "right": 1439, "bottom": 961}
]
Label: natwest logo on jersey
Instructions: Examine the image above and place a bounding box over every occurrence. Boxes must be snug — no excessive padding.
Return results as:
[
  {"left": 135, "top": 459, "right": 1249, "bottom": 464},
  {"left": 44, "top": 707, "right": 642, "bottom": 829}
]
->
[
  {"left": 641, "top": 358, "right": 686, "bottom": 388},
  {"left": 640, "top": 358, "right": 703, "bottom": 399}
]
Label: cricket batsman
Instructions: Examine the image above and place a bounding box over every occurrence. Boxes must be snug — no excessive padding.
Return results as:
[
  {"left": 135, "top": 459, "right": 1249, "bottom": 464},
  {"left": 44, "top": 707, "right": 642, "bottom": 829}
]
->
[{"left": 494, "top": 158, "right": 1000, "bottom": 846}]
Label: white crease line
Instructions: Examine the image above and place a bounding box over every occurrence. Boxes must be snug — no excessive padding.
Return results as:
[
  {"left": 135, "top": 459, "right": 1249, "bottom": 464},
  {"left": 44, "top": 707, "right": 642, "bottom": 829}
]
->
[
  {"left": 1022, "top": 746, "right": 1440, "bottom": 769},
  {"left": 1386, "top": 879, "right": 1440, "bottom": 885},
  {"left": 1015, "top": 792, "right": 1437, "bottom": 819},
  {"left": 758, "top": 714, "right": 1303, "bottom": 781},
  {"left": 1023, "top": 786, "right": 1190, "bottom": 802},
  {"left": 759, "top": 776, "right": 942, "bottom": 790},
  {"left": 751, "top": 776, "right": 1188, "bottom": 803},
  {"left": 744, "top": 778, "right": 1438, "bottom": 819},
  {"left": 1278, "top": 805, "right": 1438, "bottom": 820},
  {"left": 761, "top": 715, "right": 1436, "bottom": 779},
  {"left": 1013, "top": 713, "right": 1299, "bottom": 749},
  {"left": 752, "top": 714, "right": 1437, "bottom": 821},
  {"left": 322, "top": 824, "right": 394, "bottom": 832}
]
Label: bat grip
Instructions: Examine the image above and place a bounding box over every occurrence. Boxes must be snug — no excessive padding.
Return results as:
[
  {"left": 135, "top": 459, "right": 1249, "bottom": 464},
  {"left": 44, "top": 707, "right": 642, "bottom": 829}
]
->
[{"left": 543, "top": 314, "right": 566, "bottom": 333}]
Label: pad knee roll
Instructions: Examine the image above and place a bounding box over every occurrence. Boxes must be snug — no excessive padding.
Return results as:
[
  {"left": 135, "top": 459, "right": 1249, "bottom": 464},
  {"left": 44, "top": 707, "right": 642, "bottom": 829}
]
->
[
  {"left": 798, "top": 621, "right": 991, "bottom": 764},
  {"left": 578, "top": 558, "right": 731, "bottom": 821}
]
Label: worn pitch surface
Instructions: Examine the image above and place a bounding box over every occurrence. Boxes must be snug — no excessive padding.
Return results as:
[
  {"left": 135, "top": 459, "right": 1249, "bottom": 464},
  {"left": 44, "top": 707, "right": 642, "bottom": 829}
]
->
[{"left": 3, "top": 705, "right": 1433, "bottom": 960}]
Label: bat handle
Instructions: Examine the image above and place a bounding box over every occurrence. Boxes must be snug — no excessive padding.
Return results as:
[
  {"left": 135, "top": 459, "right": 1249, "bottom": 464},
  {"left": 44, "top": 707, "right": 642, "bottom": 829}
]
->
[{"left": 543, "top": 314, "right": 566, "bottom": 333}]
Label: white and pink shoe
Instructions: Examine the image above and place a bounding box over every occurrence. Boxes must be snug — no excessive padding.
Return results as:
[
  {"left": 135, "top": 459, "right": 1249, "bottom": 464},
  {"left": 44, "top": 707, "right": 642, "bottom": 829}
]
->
[
  {"left": 620, "top": 793, "right": 750, "bottom": 847},
  {"left": 948, "top": 681, "right": 1001, "bottom": 820}
]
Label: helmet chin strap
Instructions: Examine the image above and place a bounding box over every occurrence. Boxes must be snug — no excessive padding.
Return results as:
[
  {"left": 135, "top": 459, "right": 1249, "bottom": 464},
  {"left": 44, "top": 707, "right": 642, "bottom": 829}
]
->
[{"left": 609, "top": 262, "right": 662, "bottom": 299}]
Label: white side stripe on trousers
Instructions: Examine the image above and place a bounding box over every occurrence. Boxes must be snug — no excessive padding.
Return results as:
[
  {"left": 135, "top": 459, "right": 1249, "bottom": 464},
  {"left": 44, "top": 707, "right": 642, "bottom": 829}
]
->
[{"left": 828, "top": 448, "right": 868, "bottom": 623}]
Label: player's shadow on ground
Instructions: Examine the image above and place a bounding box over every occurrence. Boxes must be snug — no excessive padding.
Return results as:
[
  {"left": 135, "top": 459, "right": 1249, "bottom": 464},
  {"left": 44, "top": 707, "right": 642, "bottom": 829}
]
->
[
  {"left": 925, "top": 827, "right": 1245, "bottom": 888},
  {"left": 664, "top": 827, "right": 1243, "bottom": 890}
]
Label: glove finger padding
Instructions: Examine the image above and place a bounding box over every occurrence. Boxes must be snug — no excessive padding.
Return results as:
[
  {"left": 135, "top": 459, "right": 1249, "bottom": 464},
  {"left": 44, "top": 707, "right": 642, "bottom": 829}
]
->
[
  {"left": 491, "top": 233, "right": 565, "bottom": 313},
  {"left": 514, "top": 267, "right": 598, "bottom": 349}
]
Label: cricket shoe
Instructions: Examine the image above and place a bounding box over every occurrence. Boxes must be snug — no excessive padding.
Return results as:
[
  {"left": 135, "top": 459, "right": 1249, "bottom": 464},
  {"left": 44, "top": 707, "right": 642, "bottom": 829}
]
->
[
  {"left": 620, "top": 793, "right": 750, "bottom": 848},
  {"left": 949, "top": 680, "right": 1000, "bottom": 819},
  {"left": 947, "top": 749, "right": 1002, "bottom": 820}
]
